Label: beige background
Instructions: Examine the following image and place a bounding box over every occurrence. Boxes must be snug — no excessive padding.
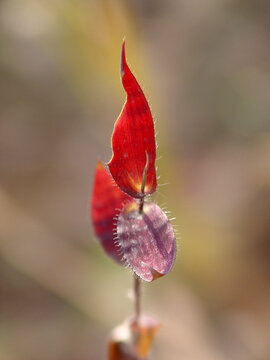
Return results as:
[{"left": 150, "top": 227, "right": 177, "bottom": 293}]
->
[{"left": 0, "top": 1, "right": 270, "bottom": 359}]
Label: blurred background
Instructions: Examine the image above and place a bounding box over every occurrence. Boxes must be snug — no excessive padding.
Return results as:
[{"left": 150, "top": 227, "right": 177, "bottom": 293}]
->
[{"left": 0, "top": 0, "right": 270, "bottom": 359}]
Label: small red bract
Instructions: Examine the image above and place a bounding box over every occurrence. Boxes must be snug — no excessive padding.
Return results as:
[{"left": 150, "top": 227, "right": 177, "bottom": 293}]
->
[
  {"left": 91, "top": 161, "right": 134, "bottom": 264},
  {"left": 108, "top": 40, "right": 157, "bottom": 199}
]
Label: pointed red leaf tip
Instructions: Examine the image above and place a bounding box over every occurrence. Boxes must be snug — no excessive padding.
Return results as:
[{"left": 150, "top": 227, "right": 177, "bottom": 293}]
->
[
  {"left": 117, "top": 201, "right": 176, "bottom": 282},
  {"left": 91, "top": 160, "right": 134, "bottom": 264},
  {"left": 108, "top": 40, "right": 157, "bottom": 199}
]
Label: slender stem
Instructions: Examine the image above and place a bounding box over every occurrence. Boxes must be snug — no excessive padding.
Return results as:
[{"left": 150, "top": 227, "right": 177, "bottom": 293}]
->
[
  {"left": 133, "top": 152, "right": 148, "bottom": 357},
  {"left": 139, "top": 197, "right": 144, "bottom": 214},
  {"left": 139, "top": 151, "right": 149, "bottom": 214},
  {"left": 140, "top": 152, "right": 149, "bottom": 195},
  {"left": 134, "top": 273, "right": 141, "bottom": 326}
]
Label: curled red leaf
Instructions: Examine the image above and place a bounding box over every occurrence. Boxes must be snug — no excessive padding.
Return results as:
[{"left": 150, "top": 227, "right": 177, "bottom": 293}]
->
[
  {"left": 91, "top": 160, "right": 134, "bottom": 264},
  {"left": 117, "top": 201, "right": 176, "bottom": 282},
  {"left": 108, "top": 40, "right": 157, "bottom": 199}
]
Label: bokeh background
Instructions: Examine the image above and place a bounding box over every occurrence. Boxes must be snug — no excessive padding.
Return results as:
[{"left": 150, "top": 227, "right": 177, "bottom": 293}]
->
[{"left": 1, "top": 0, "right": 270, "bottom": 359}]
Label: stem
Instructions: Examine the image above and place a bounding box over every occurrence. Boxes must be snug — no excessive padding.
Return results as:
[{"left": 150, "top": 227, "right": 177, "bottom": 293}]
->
[
  {"left": 139, "top": 151, "right": 149, "bottom": 214},
  {"left": 134, "top": 273, "right": 141, "bottom": 326},
  {"left": 133, "top": 152, "right": 148, "bottom": 358},
  {"left": 140, "top": 152, "right": 149, "bottom": 195},
  {"left": 139, "top": 197, "right": 144, "bottom": 214}
]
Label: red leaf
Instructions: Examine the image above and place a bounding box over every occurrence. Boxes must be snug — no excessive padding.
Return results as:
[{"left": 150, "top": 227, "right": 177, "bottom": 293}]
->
[
  {"left": 91, "top": 160, "right": 134, "bottom": 264},
  {"left": 108, "top": 40, "right": 157, "bottom": 199},
  {"left": 117, "top": 201, "right": 176, "bottom": 282}
]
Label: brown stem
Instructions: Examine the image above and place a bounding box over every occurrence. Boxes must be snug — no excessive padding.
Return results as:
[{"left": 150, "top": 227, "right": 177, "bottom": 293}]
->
[
  {"left": 138, "top": 151, "right": 149, "bottom": 215},
  {"left": 139, "top": 197, "right": 144, "bottom": 214},
  {"left": 134, "top": 273, "right": 141, "bottom": 326}
]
